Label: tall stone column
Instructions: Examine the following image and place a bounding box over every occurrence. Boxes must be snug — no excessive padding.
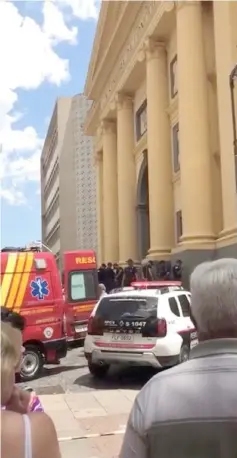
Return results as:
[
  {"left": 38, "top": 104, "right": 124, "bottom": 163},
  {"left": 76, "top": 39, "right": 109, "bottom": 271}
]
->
[
  {"left": 176, "top": 1, "right": 214, "bottom": 244},
  {"left": 116, "top": 94, "right": 138, "bottom": 263},
  {"left": 101, "top": 120, "right": 119, "bottom": 262},
  {"left": 95, "top": 150, "right": 104, "bottom": 265},
  {"left": 213, "top": 1, "right": 237, "bottom": 239},
  {"left": 145, "top": 39, "right": 174, "bottom": 259}
]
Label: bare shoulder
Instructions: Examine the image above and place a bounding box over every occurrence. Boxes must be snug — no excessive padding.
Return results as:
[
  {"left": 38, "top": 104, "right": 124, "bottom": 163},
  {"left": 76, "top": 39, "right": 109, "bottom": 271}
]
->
[
  {"left": 29, "top": 412, "right": 60, "bottom": 458},
  {"left": 1, "top": 411, "right": 60, "bottom": 458},
  {"left": 29, "top": 411, "right": 57, "bottom": 435}
]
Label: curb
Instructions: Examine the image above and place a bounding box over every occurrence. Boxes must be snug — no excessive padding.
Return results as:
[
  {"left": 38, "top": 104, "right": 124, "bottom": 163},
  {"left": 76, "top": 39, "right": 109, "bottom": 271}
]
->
[{"left": 59, "top": 429, "right": 126, "bottom": 442}]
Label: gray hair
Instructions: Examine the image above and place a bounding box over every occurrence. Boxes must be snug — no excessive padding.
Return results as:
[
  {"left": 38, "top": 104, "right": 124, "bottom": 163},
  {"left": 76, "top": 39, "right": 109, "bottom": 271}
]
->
[{"left": 190, "top": 258, "right": 237, "bottom": 336}]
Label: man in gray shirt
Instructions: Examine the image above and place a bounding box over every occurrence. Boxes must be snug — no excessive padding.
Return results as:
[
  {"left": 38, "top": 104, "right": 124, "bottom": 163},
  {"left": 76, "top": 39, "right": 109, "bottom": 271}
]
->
[{"left": 120, "top": 258, "right": 237, "bottom": 458}]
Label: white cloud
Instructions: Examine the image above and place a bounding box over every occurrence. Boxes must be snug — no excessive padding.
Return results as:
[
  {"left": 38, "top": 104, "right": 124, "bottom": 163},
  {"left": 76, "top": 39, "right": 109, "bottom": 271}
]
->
[
  {"left": 0, "top": 188, "right": 26, "bottom": 206},
  {"left": 58, "top": 0, "right": 100, "bottom": 20},
  {"left": 43, "top": 1, "right": 78, "bottom": 45},
  {"left": 0, "top": 0, "right": 98, "bottom": 206}
]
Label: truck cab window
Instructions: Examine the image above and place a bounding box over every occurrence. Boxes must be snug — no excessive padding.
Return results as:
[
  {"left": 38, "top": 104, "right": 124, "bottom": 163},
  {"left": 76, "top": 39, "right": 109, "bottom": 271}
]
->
[{"left": 69, "top": 271, "right": 97, "bottom": 302}]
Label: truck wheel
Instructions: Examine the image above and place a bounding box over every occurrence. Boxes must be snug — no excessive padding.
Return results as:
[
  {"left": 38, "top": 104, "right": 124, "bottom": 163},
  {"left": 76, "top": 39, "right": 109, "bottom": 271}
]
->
[
  {"left": 88, "top": 362, "right": 110, "bottom": 379},
  {"left": 20, "top": 345, "right": 44, "bottom": 382},
  {"left": 179, "top": 344, "right": 190, "bottom": 363}
]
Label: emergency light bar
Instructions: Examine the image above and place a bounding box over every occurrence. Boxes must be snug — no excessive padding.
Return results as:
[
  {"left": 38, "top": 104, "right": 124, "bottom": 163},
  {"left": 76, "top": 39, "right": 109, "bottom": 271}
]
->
[{"left": 1, "top": 246, "right": 41, "bottom": 252}]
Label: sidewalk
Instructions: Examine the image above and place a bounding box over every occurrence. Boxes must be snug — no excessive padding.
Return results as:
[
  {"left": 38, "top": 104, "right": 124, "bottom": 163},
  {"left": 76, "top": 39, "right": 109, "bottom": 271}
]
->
[{"left": 40, "top": 389, "right": 139, "bottom": 458}]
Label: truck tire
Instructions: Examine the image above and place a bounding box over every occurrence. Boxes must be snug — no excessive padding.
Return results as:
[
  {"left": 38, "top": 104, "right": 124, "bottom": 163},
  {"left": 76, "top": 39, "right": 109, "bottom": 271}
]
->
[
  {"left": 20, "top": 345, "right": 44, "bottom": 382},
  {"left": 88, "top": 362, "right": 110, "bottom": 379}
]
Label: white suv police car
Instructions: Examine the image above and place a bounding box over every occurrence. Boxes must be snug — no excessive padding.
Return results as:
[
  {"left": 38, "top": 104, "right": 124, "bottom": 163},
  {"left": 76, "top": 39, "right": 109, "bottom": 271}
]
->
[{"left": 84, "top": 288, "right": 198, "bottom": 378}]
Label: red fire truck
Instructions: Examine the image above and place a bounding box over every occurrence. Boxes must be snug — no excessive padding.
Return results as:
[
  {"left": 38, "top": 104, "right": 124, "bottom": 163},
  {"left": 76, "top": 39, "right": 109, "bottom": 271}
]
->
[{"left": 1, "top": 247, "right": 68, "bottom": 381}]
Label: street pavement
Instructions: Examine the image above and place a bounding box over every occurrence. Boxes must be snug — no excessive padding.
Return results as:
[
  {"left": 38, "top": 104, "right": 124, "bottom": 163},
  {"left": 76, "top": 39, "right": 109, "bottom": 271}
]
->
[
  {"left": 19, "top": 345, "right": 155, "bottom": 395},
  {"left": 41, "top": 389, "right": 138, "bottom": 458},
  {"left": 19, "top": 346, "right": 157, "bottom": 457}
]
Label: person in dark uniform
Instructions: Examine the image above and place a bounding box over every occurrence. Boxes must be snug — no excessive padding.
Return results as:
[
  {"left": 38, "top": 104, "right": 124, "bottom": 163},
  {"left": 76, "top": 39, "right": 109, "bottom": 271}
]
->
[
  {"left": 113, "top": 263, "right": 124, "bottom": 288},
  {"left": 98, "top": 263, "right": 106, "bottom": 284},
  {"left": 141, "top": 259, "right": 153, "bottom": 281},
  {"left": 158, "top": 260, "right": 167, "bottom": 279},
  {"left": 173, "top": 259, "right": 183, "bottom": 280},
  {"left": 122, "top": 259, "right": 138, "bottom": 287},
  {"left": 104, "top": 262, "right": 115, "bottom": 293}
]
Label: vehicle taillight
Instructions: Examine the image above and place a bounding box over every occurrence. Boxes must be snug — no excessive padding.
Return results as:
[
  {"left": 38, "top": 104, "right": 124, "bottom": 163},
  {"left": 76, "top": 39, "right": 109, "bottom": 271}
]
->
[
  {"left": 87, "top": 316, "right": 104, "bottom": 336},
  {"left": 157, "top": 318, "right": 167, "bottom": 337}
]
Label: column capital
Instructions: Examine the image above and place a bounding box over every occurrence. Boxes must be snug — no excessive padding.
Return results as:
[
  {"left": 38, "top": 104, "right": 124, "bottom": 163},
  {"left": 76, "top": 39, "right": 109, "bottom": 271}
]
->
[
  {"left": 144, "top": 38, "right": 166, "bottom": 61},
  {"left": 101, "top": 119, "right": 116, "bottom": 135},
  {"left": 115, "top": 93, "right": 133, "bottom": 111},
  {"left": 176, "top": 1, "right": 201, "bottom": 12}
]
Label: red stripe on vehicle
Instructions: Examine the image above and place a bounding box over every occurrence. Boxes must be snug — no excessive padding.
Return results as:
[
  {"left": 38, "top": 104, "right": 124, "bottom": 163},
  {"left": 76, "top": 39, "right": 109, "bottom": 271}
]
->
[{"left": 94, "top": 342, "right": 155, "bottom": 350}]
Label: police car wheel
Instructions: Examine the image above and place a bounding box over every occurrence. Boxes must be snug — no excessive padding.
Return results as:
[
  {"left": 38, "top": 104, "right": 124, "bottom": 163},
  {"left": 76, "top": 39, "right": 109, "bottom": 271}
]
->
[
  {"left": 179, "top": 344, "right": 190, "bottom": 363},
  {"left": 88, "top": 362, "right": 110, "bottom": 379},
  {"left": 20, "top": 345, "right": 44, "bottom": 382}
]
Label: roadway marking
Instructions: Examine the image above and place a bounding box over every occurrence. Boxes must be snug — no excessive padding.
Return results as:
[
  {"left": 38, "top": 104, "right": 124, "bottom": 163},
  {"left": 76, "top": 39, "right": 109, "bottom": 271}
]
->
[{"left": 58, "top": 428, "right": 126, "bottom": 442}]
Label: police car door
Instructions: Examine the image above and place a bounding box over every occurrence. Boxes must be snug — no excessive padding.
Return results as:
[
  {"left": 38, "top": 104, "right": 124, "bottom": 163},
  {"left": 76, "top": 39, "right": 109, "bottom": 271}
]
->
[
  {"left": 165, "top": 294, "right": 185, "bottom": 334},
  {"left": 174, "top": 292, "right": 199, "bottom": 349}
]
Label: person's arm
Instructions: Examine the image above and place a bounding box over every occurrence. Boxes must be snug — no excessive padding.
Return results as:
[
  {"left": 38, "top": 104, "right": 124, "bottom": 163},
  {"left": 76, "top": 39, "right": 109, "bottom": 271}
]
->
[
  {"left": 148, "top": 266, "right": 153, "bottom": 281},
  {"left": 31, "top": 412, "right": 61, "bottom": 458},
  {"left": 119, "top": 398, "right": 147, "bottom": 458}
]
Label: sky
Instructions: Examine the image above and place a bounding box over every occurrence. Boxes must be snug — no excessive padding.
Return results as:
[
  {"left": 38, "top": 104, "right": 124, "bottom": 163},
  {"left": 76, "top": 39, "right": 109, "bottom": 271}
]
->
[{"left": 0, "top": 0, "right": 100, "bottom": 248}]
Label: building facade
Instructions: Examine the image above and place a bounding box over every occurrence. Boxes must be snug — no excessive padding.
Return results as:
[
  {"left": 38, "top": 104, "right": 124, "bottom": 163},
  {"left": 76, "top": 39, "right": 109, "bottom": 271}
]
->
[
  {"left": 41, "top": 95, "right": 97, "bottom": 268},
  {"left": 41, "top": 97, "right": 71, "bottom": 264},
  {"left": 84, "top": 0, "right": 237, "bottom": 280}
]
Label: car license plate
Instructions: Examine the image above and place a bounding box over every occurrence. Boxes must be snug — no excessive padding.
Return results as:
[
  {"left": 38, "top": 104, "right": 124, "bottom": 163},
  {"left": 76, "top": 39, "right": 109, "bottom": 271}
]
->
[
  {"left": 111, "top": 334, "right": 134, "bottom": 342},
  {"left": 75, "top": 325, "right": 88, "bottom": 333}
]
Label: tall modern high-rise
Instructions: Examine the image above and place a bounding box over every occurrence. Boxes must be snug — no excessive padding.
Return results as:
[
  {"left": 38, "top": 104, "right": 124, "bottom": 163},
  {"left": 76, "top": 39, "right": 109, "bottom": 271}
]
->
[{"left": 41, "top": 94, "right": 97, "bottom": 269}]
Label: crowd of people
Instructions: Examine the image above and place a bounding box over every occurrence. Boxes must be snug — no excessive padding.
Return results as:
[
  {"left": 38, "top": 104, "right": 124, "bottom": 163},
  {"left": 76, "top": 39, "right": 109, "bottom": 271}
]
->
[
  {"left": 97, "top": 258, "right": 183, "bottom": 293},
  {"left": 1, "top": 258, "right": 237, "bottom": 457}
]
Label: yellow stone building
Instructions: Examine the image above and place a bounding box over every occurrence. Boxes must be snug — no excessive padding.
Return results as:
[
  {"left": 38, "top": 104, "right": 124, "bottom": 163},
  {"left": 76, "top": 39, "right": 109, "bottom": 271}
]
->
[{"left": 84, "top": 1, "right": 237, "bottom": 279}]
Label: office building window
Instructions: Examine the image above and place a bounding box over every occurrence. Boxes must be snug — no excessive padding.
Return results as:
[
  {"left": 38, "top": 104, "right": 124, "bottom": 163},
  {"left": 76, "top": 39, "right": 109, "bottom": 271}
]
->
[
  {"left": 136, "top": 100, "right": 147, "bottom": 141},
  {"left": 170, "top": 55, "right": 178, "bottom": 98},
  {"left": 172, "top": 123, "right": 180, "bottom": 172},
  {"left": 176, "top": 210, "right": 183, "bottom": 243}
]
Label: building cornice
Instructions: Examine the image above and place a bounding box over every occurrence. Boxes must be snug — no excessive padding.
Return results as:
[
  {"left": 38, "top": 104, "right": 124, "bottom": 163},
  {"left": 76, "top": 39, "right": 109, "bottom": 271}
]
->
[
  {"left": 84, "top": 1, "right": 141, "bottom": 100},
  {"left": 100, "top": 1, "right": 173, "bottom": 119},
  {"left": 84, "top": 2, "right": 109, "bottom": 95},
  {"left": 85, "top": 1, "right": 176, "bottom": 134},
  {"left": 100, "top": 1, "right": 159, "bottom": 112},
  {"left": 84, "top": 101, "right": 100, "bottom": 135}
]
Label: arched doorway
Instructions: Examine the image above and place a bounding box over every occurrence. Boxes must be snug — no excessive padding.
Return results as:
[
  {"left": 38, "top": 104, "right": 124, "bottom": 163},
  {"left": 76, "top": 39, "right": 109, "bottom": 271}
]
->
[{"left": 137, "top": 151, "right": 150, "bottom": 260}]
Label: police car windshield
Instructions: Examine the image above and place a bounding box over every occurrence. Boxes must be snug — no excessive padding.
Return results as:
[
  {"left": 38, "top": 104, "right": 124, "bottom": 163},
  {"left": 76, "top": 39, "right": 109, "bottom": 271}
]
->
[{"left": 96, "top": 296, "right": 158, "bottom": 321}]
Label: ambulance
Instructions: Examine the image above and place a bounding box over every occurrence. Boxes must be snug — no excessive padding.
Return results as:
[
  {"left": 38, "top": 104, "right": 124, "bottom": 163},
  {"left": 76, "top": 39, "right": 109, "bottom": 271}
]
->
[
  {"left": 63, "top": 250, "right": 98, "bottom": 341},
  {"left": 0, "top": 246, "right": 69, "bottom": 381}
]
